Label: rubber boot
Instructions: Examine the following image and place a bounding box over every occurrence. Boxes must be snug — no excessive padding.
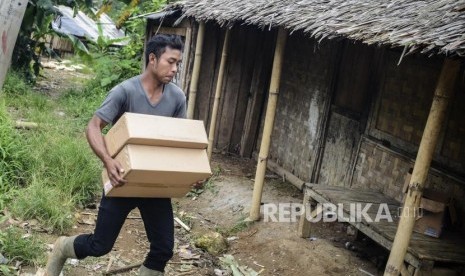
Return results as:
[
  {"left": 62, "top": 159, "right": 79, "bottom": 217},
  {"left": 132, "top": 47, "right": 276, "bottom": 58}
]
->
[
  {"left": 139, "top": 265, "right": 164, "bottom": 276},
  {"left": 45, "top": 236, "right": 77, "bottom": 276}
]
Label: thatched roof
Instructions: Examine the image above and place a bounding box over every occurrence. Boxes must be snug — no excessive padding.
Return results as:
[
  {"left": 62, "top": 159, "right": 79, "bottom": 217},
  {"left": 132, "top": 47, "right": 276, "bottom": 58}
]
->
[{"left": 167, "top": 0, "right": 465, "bottom": 57}]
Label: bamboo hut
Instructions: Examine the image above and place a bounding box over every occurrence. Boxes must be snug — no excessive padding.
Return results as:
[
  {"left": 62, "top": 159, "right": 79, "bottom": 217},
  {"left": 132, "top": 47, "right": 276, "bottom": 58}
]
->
[{"left": 146, "top": 1, "right": 465, "bottom": 274}]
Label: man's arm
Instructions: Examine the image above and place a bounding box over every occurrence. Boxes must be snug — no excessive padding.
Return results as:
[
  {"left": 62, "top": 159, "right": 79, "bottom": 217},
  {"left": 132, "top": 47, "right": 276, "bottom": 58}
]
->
[{"left": 86, "top": 115, "right": 127, "bottom": 187}]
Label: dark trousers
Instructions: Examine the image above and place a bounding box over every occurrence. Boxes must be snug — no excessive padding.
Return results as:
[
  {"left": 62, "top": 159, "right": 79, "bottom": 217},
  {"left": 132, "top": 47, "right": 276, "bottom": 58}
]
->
[{"left": 74, "top": 194, "right": 174, "bottom": 272}]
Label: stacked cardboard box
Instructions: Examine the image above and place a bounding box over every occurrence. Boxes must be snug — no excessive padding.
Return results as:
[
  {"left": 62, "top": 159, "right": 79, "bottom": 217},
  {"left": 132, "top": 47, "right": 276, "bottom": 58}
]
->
[
  {"left": 402, "top": 171, "right": 456, "bottom": 238},
  {"left": 102, "top": 112, "right": 212, "bottom": 198}
]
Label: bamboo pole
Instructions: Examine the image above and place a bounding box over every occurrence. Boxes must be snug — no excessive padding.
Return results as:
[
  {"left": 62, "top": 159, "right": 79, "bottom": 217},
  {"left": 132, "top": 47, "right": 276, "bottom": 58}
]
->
[
  {"left": 186, "top": 22, "right": 205, "bottom": 119},
  {"left": 207, "top": 29, "right": 231, "bottom": 160},
  {"left": 249, "top": 28, "right": 288, "bottom": 221},
  {"left": 384, "top": 59, "right": 460, "bottom": 276}
]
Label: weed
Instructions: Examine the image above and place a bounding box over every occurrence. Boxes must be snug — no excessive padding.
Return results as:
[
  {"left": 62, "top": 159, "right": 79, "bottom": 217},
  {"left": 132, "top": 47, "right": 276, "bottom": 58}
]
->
[
  {"left": 0, "top": 102, "right": 31, "bottom": 195},
  {"left": 1, "top": 70, "right": 101, "bottom": 232},
  {"left": 0, "top": 226, "right": 45, "bottom": 266},
  {"left": 216, "top": 215, "right": 253, "bottom": 236},
  {"left": 25, "top": 129, "right": 101, "bottom": 206},
  {"left": 1, "top": 71, "right": 30, "bottom": 96},
  {"left": 9, "top": 179, "right": 75, "bottom": 234},
  {"left": 187, "top": 165, "right": 223, "bottom": 197}
]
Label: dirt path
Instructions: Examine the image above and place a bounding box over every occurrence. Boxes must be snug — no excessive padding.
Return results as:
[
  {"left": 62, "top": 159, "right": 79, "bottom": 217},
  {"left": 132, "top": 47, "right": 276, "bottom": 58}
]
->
[
  {"left": 26, "top": 154, "right": 382, "bottom": 276},
  {"left": 20, "top": 64, "right": 384, "bottom": 276}
]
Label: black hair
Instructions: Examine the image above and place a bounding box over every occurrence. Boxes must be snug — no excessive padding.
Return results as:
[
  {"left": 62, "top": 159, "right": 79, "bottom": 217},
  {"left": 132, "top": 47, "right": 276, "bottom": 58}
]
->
[{"left": 145, "top": 34, "right": 184, "bottom": 67}]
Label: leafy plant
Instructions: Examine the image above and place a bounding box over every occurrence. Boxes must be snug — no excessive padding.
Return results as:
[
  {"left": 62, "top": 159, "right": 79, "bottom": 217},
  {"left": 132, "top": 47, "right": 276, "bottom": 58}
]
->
[
  {"left": 188, "top": 165, "right": 222, "bottom": 197},
  {"left": 216, "top": 215, "right": 253, "bottom": 237},
  {"left": 87, "top": 23, "right": 130, "bottom": 55},
  {"left": 11, "top": 0, "right": 94, "bottom": 81},
  {"left": 66, "top": 34, "right": 92, "bottom": 63}
]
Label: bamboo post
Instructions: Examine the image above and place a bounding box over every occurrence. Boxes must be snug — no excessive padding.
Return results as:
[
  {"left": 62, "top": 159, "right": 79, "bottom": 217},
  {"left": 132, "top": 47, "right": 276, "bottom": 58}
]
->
[
  {"left": 0, "top": 0, "right": 28, "bottom": 90},
  {"left": 207, "top": 29, "right": 230, "bottom": 160},
  {"left": 384, "top": 59, "right": 460, "bottom": 276},
  {"left": 249, "top": 28, "right": 287, "bottom": 221},
  {"left": 186, "top": 22, "right": 205, "bottom": 119}
]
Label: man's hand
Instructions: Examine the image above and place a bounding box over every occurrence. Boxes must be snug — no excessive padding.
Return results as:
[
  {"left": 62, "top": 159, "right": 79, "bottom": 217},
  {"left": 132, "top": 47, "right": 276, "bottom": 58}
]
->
[{"left": 104, "top": 158, "right": 127, "bottom": 187}]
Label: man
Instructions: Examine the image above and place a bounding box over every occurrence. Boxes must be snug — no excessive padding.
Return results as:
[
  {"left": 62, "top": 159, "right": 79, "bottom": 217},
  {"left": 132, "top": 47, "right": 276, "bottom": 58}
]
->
[{"left": 45, "top": 34, "right": 186, "bottom": 276}]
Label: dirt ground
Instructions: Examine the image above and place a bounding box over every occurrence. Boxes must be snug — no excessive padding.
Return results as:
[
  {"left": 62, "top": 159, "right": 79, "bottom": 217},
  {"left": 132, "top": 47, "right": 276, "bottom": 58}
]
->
[{"left": 18, "top": 62, "right": 387, "bottom": 276}]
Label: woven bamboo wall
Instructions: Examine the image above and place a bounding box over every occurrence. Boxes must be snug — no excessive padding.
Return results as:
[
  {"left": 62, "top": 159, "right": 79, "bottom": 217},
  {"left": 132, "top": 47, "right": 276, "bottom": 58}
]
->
[
  {"left": 261, "top": 33, "right": 338, "bottom": 181},
  {"left": 441, "top": 80, "right": 465, "bottom": 168},
  {"left": 374, "top": 51, "right": 442, "bottom": 145},
  {"left": 371, "top": 50, "right": 465, "bottom": 173}
]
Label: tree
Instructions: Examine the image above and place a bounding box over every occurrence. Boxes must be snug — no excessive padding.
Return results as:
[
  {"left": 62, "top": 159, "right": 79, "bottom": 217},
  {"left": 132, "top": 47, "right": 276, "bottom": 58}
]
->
[
  {"left": 8, "top": 0, "right": 168, "bottom": 83},
  {"left": 11, "top": 0, "right": 94, "bottom": 81}
]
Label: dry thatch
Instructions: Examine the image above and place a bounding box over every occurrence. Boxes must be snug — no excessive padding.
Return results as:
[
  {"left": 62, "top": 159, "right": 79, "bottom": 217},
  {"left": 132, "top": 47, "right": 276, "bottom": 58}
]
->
[{"left": 167, "top": 0, "right": 465, "bottom": 57}]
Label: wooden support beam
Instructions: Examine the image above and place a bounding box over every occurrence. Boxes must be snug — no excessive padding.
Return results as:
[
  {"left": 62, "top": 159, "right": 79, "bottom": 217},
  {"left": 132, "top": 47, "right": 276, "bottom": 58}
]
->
[
  {"left": 156, "top": 26, "right": 187, "bottom": 36},
  {"left": 207, "top": 29, "right": 230, "bottom": 160},
  {"left": 249, "top": 28, "right": 287, "bottom": 221},
  {"left": 298, "top": 190, "right": 323, "bottom": 238},
  {"left": 186, "top": 22, "right": 205, "bottom": 119},
  {"left": 298, "top": 192, "right": 312, "bottom": 238},
  {"left": 384, "top": 59, "right": 461, "bottom": 276},
  {"left": 266, "top": 158, "right": 305, "bottom": 190}
]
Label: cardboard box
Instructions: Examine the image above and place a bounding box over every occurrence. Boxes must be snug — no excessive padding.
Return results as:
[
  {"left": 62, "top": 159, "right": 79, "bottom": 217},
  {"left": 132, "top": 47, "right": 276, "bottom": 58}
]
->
[
  {"left": 402, "top": 170, "right": 453, "bottom": 238},
  {"left": 105, "top": 113, "right": 208, "bottom": 157},
  {"left": 103, "top": 144, "right": 212, "bottom": 198},
  {"left": 414, "top": 210, "right": 445, "bottom": 238}
]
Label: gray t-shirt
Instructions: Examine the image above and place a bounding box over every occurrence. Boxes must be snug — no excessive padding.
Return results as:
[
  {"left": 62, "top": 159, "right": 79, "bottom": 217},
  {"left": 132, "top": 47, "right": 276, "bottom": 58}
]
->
[{"left": 96, "top": 75, "right": 187, "bottom": 124}]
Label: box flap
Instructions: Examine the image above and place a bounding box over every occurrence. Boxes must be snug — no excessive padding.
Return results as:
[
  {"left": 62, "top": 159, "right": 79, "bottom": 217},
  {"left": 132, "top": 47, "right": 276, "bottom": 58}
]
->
[{"left": 105, "top": 113, "right": 209, "bottom": 157}]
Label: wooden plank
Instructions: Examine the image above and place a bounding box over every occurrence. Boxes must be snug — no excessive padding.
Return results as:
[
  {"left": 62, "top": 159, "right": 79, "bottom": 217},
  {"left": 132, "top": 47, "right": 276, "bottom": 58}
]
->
[
  {"left": 240, "top": 30, "right": 275, "bottom": 157},
  {"left": 325, "top": 191, "right": 399, "bottom": 205},
  {"left": 156, "top": 26, "right": 187, "bottom": 36},
  {"left": 318, "top": 112, "right": 362, "bottom": 187},
  {"left": 215, "top": 27, "right": 246, "bottom": 151},
  {"left": 229, "top": 27, "right": 260, "bottom": 154},
  {"left": 306, "top": 186, "right": 465, "bottom": 268},
  {"left": 407, "top": 238, "right": 465, "bottom": 263},
  {"left": 180, "top": 26, "right": 192, "bottom": 92},
  {"left": 333, "top": 41, "right": 375, "bottom": 114},
  {"left": 298, "top": 191, "right": 312, "bottom": 238},
  {"left": 305, "top": 188, "right": 422, "bottom": 267},
  {"left": 196, "top": 24, "right": 221, "bottom": 123},
  {"left": 312, "top": 187, "right": 400, "bottom": 205},
  {"left": 0, "top": 0, "right": 28, "bottom": 89}
]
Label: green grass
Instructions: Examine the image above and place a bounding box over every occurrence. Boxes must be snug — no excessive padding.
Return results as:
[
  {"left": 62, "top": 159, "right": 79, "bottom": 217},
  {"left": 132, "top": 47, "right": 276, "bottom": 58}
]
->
[
  {"left": 0, "top": 226, "right": 45, "bottom": 267},
  {"left": 1, "top": 71, "right": 30, "bottom": 96},
  {"left": 0, "top": 101, "right": 31, "bottom": 204},
  {"left": 9, "top": 180, "right": 75, "bottom": 233},
  {"left": 0, "top": 50, "right": 143, "bottom": 259},
  {"left": 0, "top": 70, "right": 101, "bottom": 234}
]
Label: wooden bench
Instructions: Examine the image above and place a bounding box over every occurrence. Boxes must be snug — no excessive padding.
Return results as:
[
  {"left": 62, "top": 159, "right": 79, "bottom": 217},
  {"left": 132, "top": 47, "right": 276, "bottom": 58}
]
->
[{"left": 298, "top": 184, "right": 465, "bottom": 275}]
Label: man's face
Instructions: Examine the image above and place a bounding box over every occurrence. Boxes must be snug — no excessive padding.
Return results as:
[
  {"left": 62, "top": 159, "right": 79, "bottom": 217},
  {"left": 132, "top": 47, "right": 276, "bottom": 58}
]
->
[{"left": 149, "top": 47, "right": 182, "bottom": 84}]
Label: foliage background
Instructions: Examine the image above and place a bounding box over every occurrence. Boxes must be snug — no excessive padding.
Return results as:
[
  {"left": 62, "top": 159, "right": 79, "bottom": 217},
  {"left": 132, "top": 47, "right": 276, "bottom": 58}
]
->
[{"left": 0, "top": 0, "right": 167, "bottom": 272}]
